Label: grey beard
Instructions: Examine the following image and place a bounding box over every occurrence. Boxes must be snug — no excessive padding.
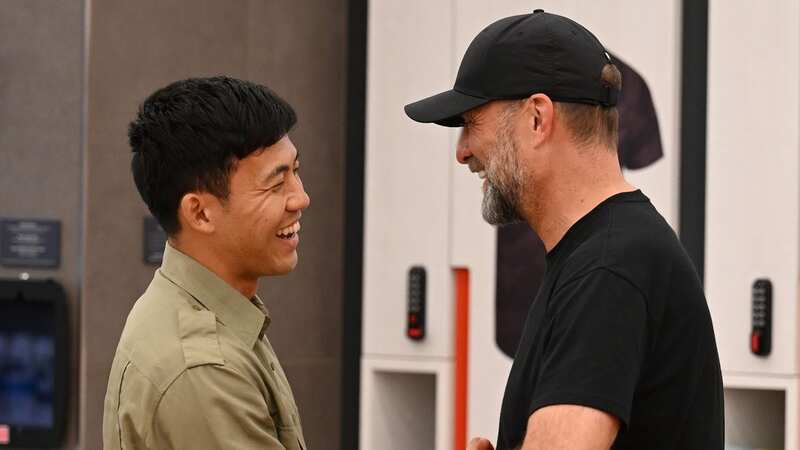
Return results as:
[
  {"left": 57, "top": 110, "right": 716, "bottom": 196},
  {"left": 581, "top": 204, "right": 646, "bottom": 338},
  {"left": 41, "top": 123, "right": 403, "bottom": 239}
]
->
[
  {"left": 481, "top": 138, "right": 524, "bottom": 224},
  {"left": 482, "top": 180, "right": 523, "bottom": 225},
  {"left": 479, "top": 101, "right": 526, "bottom": 226}
]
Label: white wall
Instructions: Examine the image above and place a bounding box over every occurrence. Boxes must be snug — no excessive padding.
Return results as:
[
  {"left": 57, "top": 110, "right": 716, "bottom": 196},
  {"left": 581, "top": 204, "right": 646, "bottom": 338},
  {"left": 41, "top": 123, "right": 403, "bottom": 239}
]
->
[
  {"left": 363, "top": 0, "right": 455, "bottom": 360},
  {"left": 705, "top": 1, "right": 800, "bottom": 446},
  {"left": 706, "top": 0, "right": 800, "bottom": 377}
]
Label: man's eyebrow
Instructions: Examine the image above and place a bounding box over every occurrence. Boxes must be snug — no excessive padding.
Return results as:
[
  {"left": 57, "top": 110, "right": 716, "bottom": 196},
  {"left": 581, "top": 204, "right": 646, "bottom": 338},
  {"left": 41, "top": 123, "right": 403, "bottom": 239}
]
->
[{"left": 263, "top": 151, "right": 300, "bottom": 184}]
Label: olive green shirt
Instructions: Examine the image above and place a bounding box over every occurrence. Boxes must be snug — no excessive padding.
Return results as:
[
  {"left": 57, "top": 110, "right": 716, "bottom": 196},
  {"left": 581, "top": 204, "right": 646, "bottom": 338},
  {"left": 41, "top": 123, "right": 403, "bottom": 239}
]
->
[{"left": 102, "top": 244, "right": 306, "bottom": 450}]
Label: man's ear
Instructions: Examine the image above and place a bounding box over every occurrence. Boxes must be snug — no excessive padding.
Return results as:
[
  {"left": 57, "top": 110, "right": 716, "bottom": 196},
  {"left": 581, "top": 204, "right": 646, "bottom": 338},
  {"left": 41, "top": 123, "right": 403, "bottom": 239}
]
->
[
  {"left": 522, "top": 93, "right": 555, "bottom": 145},
  {"left": 177, "top": 192, "right": 217, "bottom": 235}
]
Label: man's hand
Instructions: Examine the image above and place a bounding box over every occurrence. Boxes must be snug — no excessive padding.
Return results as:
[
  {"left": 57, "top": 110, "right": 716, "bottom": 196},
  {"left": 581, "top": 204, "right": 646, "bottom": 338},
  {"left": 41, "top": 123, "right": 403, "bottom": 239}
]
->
[{"left": 468, "top": 437, "right": 495, "bottom": 450}]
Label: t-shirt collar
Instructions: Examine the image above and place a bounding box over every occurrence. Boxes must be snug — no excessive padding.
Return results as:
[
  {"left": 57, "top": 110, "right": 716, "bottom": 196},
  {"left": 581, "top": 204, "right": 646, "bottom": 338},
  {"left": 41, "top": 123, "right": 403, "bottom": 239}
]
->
[{"left": 546, "top": 189, "right": 646, "bottom": 264}]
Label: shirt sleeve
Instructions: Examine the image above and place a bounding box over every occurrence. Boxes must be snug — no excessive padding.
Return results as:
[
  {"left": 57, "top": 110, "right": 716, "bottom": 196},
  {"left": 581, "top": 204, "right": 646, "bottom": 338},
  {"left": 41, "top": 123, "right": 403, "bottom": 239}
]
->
[
  {"left": 150, "top": 364, "right": 287, "bottom": 450},
  {"left": 529, "top": 268, "right": 648, "bottom": 426}
]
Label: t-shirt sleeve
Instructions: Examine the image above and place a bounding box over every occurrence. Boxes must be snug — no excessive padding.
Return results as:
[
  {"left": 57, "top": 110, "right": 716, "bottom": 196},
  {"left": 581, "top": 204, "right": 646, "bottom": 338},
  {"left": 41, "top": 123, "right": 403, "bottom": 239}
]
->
[{"left": 529, "top": 268, "right": 648, "bottom": 426}]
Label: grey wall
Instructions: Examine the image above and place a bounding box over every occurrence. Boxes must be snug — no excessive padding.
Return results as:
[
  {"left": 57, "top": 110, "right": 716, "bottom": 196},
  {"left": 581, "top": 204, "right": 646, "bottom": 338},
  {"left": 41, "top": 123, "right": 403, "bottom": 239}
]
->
[
  {"left": 0, "top": 1, "right": 84, "bottom": 449},
  {"left": 248, "top": 2, "right": 347, "bottom": 446},
  {"left": 0, "top": 1, "right": 348, "bottom": 449},
  {"left": 82, "top": 1, "right": 347, "bottom": 450}
]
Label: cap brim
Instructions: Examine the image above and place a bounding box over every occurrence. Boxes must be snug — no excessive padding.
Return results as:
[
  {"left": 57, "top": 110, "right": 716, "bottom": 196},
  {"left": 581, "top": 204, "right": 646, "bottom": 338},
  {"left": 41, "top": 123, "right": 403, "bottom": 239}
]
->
[{"left": 404, "top": 89, "right": 490, "bottom": 127}]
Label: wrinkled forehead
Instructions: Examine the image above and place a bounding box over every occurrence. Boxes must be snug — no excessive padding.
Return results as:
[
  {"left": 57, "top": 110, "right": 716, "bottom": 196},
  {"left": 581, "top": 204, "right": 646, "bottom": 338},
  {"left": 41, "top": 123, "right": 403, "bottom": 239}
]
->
[
  {"left": 462, "top": 101, "right": 493, "bottom": 123},
  {"left": 465, "top": 99, "right": 522, "bottom": 123}
]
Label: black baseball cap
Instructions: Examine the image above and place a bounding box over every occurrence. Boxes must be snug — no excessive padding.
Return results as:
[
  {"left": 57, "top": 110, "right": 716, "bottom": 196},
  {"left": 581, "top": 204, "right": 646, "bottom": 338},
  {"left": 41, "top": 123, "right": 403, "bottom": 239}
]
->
[{"left": 404, "top": 9, "right": 618, "bottom": 127}]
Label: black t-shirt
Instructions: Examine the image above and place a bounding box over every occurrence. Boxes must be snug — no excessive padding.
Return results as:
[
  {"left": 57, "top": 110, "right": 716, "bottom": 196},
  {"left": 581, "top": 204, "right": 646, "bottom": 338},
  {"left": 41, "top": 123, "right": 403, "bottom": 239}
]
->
[{"left": 496, "top": 190, "right": 723, "bottom": 450}]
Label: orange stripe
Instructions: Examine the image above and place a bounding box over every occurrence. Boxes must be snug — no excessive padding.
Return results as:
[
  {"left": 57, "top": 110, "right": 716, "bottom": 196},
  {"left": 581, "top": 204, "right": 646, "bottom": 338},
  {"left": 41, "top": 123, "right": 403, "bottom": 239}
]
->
[{"left": 454, "top": 268, "right": 470, "bottom": 450}]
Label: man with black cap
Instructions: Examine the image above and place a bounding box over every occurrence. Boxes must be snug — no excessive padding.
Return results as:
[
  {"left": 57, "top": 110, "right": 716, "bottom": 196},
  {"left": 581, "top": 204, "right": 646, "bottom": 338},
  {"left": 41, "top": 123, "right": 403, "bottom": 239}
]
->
[{"left": 405, "top": 10, "right": 723, "bottom": 450}]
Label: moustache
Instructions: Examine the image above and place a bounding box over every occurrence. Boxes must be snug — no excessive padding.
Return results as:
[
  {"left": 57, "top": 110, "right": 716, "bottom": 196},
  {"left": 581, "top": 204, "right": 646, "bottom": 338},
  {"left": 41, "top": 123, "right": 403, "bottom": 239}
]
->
[{"left": 467, "top": 158, "right": 485, "bottom": 173}]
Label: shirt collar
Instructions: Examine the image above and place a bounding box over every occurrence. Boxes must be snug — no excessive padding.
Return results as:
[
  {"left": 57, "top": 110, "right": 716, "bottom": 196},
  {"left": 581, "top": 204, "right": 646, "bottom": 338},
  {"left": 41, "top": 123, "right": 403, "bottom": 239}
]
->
[{"left": 158, "top": 243, "right": 268, "bottom": 348}]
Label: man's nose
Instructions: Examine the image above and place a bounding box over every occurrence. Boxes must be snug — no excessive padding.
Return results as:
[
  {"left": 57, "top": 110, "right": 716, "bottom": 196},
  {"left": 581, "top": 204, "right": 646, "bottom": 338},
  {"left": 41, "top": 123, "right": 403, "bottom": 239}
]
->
[
  {"left": 456, "top": 130, "right": 472, "bottom": 164},
  {"left": 288, "top": 182, "right": 311, "bottom": 212}
]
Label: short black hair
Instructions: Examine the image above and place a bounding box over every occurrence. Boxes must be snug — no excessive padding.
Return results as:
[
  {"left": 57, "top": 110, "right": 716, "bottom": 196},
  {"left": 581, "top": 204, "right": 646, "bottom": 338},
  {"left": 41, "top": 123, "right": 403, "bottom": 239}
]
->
[{"left": 129, "top": 76, "right": 297, "bottom": 235}]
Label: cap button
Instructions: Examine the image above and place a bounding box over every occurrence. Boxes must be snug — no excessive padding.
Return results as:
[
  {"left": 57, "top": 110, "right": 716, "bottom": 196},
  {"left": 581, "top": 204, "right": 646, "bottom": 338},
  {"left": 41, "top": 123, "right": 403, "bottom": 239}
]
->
[{"left": 533, "top": 9, "right": 544, "bottom": 14}]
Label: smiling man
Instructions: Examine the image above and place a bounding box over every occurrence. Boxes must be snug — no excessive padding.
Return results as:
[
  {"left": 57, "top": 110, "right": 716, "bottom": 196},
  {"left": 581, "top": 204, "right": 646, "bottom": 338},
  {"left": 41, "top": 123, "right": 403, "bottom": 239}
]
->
[
  {"left": 405, "top": 10, "right": 723, "bottom": 450},
  {"left": 103, "top": 77, "right": 310, "bottom": 450}
]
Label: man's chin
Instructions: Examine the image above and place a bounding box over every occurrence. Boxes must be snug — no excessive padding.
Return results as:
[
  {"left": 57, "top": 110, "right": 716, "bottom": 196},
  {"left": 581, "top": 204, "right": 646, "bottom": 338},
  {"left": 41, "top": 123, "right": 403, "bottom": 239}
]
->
[
  {"left": 482, "top": 188, "right": 522, "bottom": 225},
  {"left": 263, "top": 253, "right": 299, "bottom": 276},
  {"left": 482, "top": 210, "right": 523, "bottom": 226}
]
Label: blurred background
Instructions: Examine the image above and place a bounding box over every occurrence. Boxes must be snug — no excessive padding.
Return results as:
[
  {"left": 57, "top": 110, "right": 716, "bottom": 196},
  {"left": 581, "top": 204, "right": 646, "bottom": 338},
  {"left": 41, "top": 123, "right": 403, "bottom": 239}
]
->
[{"left": 0, "top": 0, "right": 796, "bottom": 449}]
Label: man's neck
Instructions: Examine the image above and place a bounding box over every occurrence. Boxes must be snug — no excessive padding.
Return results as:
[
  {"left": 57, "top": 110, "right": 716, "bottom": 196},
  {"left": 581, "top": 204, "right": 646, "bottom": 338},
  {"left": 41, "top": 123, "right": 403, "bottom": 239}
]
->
[
  {"left": 169, "top": 238, "right": 259, "bottom": 299},
  {"left": 522, "top": 162, "right": 635, "bottom": 253}
]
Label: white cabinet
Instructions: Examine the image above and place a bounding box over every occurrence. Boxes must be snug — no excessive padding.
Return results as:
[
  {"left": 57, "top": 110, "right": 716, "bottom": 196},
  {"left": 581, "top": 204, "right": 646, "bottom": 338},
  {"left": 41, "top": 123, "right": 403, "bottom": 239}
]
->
[{"left": 706, "top": 1, "right": 800, "bottom": 448}]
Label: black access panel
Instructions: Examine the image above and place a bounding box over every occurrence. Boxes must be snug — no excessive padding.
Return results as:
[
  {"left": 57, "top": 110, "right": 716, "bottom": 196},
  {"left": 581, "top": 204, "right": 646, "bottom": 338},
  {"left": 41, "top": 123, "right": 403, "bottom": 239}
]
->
[{"left": 0, "top": 279, "right": 68, "bottom": 448}]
